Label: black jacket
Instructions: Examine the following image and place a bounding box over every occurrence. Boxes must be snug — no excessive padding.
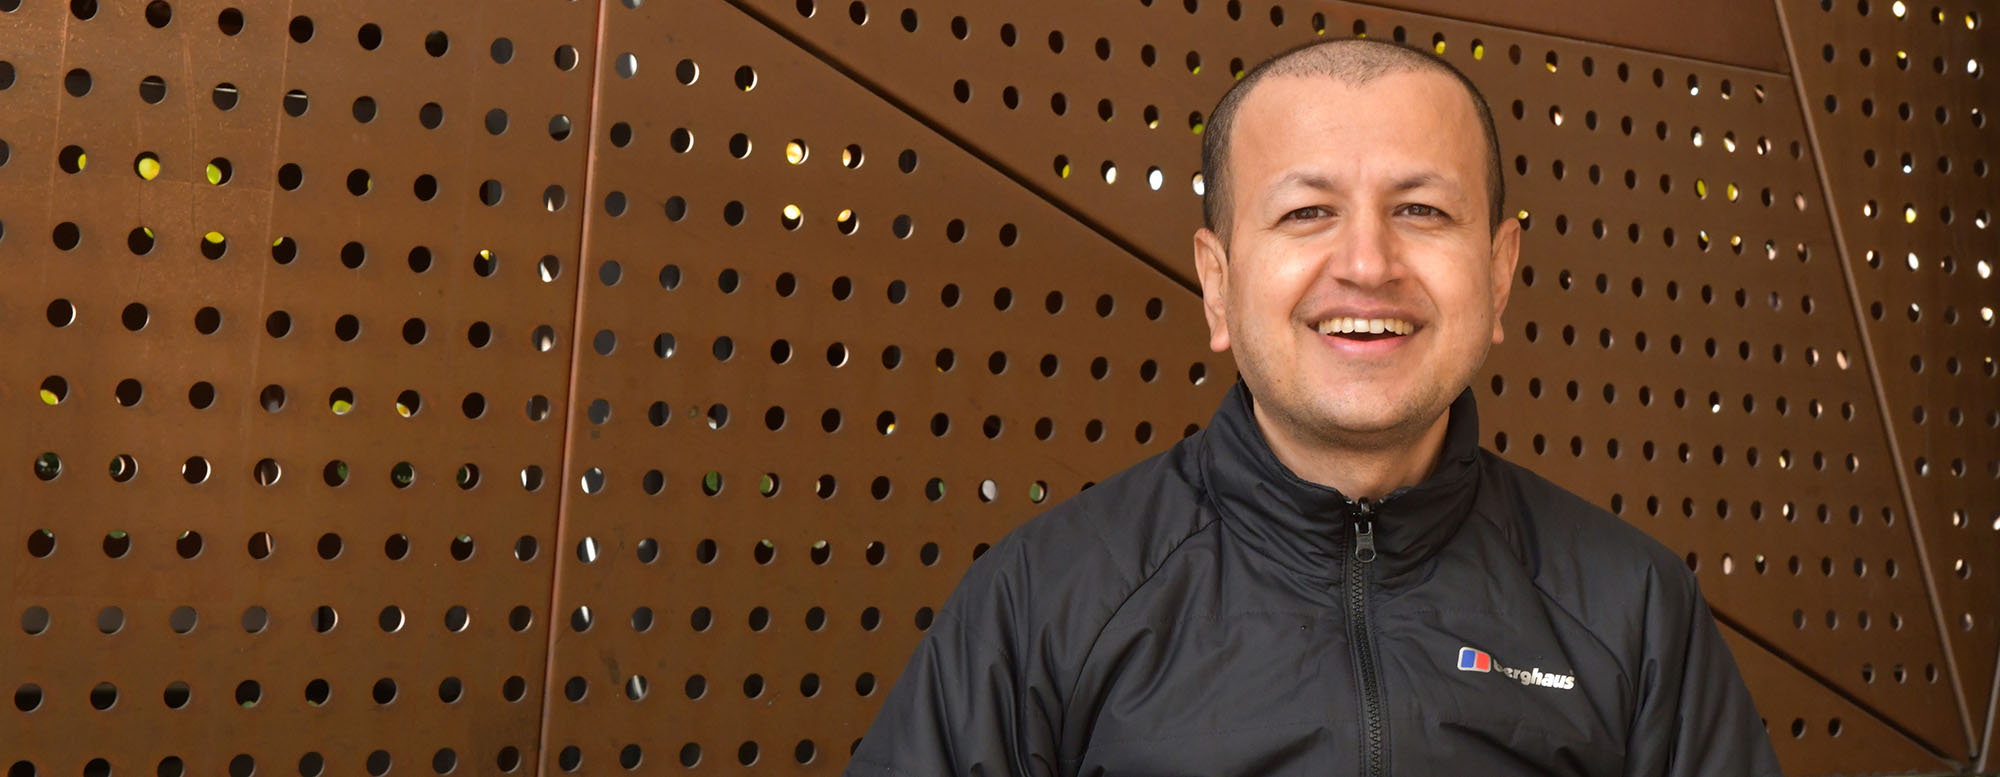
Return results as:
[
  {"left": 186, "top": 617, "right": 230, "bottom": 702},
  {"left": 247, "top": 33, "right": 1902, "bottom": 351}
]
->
[{"left": 848, "top": 382, "right": 1782, "bottom": 776}]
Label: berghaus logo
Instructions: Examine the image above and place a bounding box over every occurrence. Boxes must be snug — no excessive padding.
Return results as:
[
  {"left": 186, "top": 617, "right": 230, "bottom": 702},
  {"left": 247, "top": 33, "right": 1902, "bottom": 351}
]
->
[{"left": 1456, "top": 647, "right": 1577, "bottom": 690}]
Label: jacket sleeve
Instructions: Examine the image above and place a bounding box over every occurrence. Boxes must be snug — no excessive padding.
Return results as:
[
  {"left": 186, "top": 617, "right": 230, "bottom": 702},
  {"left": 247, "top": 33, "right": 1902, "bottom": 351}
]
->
[
  {"left": 1624, "top": 572, "right": 1784, "bottom": 777},
  {"left": 844, "top": 536, "right": 1068, "bottom": 777}
]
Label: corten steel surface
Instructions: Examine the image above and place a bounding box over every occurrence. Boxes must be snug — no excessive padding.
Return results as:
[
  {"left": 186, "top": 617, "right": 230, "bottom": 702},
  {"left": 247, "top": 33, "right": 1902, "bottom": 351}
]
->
[
  {"left": 737, "top": 0, "right": 1986, "bottom": 771},
  {"left": 1775, "top": 0, "right": 2000, "bottom": 768},
  {"left": 1, "top": 1, "right": 1995, "bottom": 777},
  {"left": 1349, "top": 0, "right": 1792, "bottom": 74},
  {"left": 0, "top": 0, "right": 599, "bottom": 774},
  {"left": 538, "top": 0, "right": 1232, "bottom": 770}
]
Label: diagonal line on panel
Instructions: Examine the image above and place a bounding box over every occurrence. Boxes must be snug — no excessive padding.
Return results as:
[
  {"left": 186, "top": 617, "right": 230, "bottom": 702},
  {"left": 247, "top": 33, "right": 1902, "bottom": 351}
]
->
[
  {"left": 1713, "top": 610, "right": 1961, "bottom": 765},
  {"left": 1341, "top": 0, "right": 1794, "bottom": 77},
  {"left": 1981, "top": 645, "right": 1999, "bottom": 768},
  {"left": 1769, "top": 0, "right": 1976, "bottom": 760},
  {"left": 537, "top": 1, "right": 617, "bottom": 775},
  {"left": 716, "top": 0, "right": 1202, "bottom": 297}
]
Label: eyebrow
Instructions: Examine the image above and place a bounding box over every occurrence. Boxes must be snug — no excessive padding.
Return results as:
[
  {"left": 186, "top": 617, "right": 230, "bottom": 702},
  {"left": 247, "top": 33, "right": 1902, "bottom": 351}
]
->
[{"left": 1265, "top": 170, "right": 1452, "bottom": 198}]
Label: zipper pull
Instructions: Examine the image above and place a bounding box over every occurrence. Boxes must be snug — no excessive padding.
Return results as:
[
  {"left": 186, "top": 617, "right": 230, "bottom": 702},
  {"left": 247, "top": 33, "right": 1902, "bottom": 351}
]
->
[{"left": 1352, "top": 498, "right": 1377, "bottom": 564}]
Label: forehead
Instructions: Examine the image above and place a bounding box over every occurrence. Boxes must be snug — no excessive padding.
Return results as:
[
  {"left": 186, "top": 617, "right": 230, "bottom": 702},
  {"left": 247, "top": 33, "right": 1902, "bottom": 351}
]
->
[{"left": 1228, "top": 69, "right": 1486, "bottom": 191}]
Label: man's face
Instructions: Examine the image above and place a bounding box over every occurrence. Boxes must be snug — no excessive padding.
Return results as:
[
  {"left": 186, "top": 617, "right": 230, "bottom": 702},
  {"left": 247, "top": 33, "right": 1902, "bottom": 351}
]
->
[{"left": 1194, "top": 70, "right": 1520, "bottom": 450}]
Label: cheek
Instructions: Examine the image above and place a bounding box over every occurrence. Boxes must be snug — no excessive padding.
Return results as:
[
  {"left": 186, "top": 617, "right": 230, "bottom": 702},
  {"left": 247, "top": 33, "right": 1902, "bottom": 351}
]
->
[{"left": 1228, "top": 255, "right": 1314, "bottom": 324}]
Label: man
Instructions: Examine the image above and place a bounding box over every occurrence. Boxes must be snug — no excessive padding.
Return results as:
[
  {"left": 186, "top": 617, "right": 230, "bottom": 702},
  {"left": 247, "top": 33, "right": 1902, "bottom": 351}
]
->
[{"left": 847, "top": 39, "right": 1781, "bottom": 776}]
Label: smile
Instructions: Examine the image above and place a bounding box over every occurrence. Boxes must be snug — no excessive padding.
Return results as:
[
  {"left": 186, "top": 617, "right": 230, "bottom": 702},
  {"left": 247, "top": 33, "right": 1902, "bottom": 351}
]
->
[{"left": 1314, "top": 317, "right": 1416, "bottom": 338}]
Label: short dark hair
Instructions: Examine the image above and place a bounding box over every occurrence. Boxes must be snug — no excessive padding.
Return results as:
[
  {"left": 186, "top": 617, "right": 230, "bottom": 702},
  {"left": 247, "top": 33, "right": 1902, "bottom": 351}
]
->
[{"left": 1199, "top": 38, "right": 1505, "bottom": 239}]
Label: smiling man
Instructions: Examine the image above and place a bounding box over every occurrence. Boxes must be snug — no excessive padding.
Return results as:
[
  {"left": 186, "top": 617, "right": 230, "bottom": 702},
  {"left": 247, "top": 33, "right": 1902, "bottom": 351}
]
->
[{"left": 847, "top": 39, "right": 1781, "bottom": 776}]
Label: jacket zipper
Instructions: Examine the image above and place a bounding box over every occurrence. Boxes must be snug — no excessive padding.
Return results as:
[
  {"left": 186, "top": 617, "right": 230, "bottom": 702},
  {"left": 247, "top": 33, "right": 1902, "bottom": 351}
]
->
[{"left": 1348, "top": 498, "right": 1386, "bottom": 777}]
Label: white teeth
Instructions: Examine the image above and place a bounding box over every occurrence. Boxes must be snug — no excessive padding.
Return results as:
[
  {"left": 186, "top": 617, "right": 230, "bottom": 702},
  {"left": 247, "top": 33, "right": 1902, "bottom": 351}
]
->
[{"left": 1314, "top": 317, "right": 1414, "bottom": 336}]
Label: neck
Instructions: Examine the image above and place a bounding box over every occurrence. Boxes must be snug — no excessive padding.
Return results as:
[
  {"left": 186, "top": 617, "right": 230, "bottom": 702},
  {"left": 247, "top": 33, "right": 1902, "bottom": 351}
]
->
[{"left": 1249, "top": 400, "right": 1452, "bottom": 502}]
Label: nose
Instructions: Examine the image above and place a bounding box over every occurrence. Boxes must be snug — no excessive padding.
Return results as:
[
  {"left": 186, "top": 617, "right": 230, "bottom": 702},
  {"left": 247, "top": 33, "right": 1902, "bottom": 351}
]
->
[{"left": 1324, "top": 211, "right": 1403, "bottom": 290}]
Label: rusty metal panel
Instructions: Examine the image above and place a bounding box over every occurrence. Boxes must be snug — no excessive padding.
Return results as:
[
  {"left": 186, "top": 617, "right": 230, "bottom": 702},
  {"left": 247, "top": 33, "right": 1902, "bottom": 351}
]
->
[
  {"left": 4, "top": 0, "right": 1994, "bottom": 775},
  {"left": 0, "top": 0, "right": 598, "bottom": 774},
  {"left": 738, "top": 0, "right": 1973, "bottom": 769},
  {"left": 1457, "top": 18, "right": 1968, "bottom": 765},
  {"left": 1356, "top": 0, "right": 1790, "bottom": 74},
  {"left": 534, "top": 0, "right": 1232, "bottom": 770},
  {"left": 1775, "top": 0, "right": 2000, "bottom": 764},
  {"left": 1721, "top": 624, "right": 1959, "bottom": 776}
]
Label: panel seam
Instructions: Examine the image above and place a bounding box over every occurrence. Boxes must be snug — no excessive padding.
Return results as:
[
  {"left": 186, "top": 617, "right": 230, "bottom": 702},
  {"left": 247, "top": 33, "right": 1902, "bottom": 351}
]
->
[
  {"left": 714, "top": 0, "right": 1200, "bottom": 295},
  {"left": 1769, "top": 0, "right": 1976, "bottom": 761},
  {"left": 535, "top": 0, "right": 615, "bottom": 773},
  {"left": 1713, "top": 612, "right": 1961, "bottom": 767},
  {"left": 1342, "top": 0, "right": 1794, "bottom": 77}
]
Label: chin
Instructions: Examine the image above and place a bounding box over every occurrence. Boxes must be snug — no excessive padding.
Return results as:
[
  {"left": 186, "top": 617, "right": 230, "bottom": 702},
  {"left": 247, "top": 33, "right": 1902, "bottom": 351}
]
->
[{"left": 1298, "top": 394, "right": 1423, "bottom": 443}]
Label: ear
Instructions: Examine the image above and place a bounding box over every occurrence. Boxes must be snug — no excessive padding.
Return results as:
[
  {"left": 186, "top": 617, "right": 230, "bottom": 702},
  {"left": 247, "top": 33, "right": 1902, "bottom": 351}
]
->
[
  {"left": 1487, "top": 216, "right": 1522, "bottom": 345},
  {"left": 1194, "top": 227, "right": 1232, "bottom": 353}
]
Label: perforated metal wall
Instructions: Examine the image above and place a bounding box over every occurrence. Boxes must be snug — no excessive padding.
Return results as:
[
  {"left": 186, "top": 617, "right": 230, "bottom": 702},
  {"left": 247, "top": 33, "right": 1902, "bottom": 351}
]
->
[{"left": 1, "top": 1, "right": 1993, "bottom": 775}]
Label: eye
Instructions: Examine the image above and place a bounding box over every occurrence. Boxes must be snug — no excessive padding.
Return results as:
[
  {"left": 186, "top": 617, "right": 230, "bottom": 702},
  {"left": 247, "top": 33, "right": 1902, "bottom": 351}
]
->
[
  {"left": 1401, "top": 203, "right": 1444, "bottom": 218},
  {"left": 1284, "top": 206, "right": 1325, "bottom": 222}
]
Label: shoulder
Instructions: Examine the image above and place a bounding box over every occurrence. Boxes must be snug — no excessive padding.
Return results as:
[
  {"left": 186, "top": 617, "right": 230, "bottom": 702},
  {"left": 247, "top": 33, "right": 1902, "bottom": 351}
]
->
[
  {"left": 1479, "top": 450, "right": 1689, "bottom": 585},
  {"left": 1475, "top": 451, "right": 1702, "bottom": 651},
  {"left": 937, "top": 433, "right": 1217, "bottom": 647},
  {"left": 964, "top": 433, "right": 1216, "bottom": 607}
]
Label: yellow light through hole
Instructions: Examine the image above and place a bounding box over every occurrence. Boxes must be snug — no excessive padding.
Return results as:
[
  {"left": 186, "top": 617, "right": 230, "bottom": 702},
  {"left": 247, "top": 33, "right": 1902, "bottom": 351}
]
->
[
  {"left": 205, "top": 163, "right": 223, "bottom": 185},
  {"left": 396, "top": 402, "right": 414, "bottom": 418},
  {"left": 1726, "top": 184, "right": 1739, "bottom": 201},
  {"left": 1516, "top": 209, "right": 1530, "bottom": 221},
  {"left": 1977, "top": 260, "right": 1991, "bottom": 278},
  {"left": 1434, "top": 40, "right": 1447, "bottom": 55},
  {"left": 331, "top": 400, "right": 354, "bottom": 415},
  {"left": 1695, "top": 180, "right": 1708, "bottom": 199},
  {"left": 1904, "top": 206, "right": 1917, "bottom": 223},
  {"left": 1058, "top": 161, "right": 1071, "bottom": 178},
  {"left": 136, "top": 156, "right": 161, "bottom": 180},
  {"left": 1981, "top": 307, "right": 1993, "bottom": 323},
  {"left": 204, "top": 231, "right": 225, "bottom": 244},
  {"left": 1472, "top": 43, "right": 1485, "bottom": 60},
  {"left": 75, "top": 153, "right": 88, "bottom": 171},
  {"left": 40, "top": 390, "right": 59, "bottom": 405},
  {"left": 840, "top": 148, "right": 855, "bottom": 167},
  {"left": 836, "top": 209, "right": 853, "bottom": 223},
  {"left": 785, "top": 141, "right": 806, "bottom": 165},
  {"left": 782, "top": 204, "right": 802, "bottom": 220},
  {"left": 1723, "top": 134, "right": 1737, "bottom": 152},
  {"left": 1891, "top": 0, "right": 1906, "bottom": 17}
]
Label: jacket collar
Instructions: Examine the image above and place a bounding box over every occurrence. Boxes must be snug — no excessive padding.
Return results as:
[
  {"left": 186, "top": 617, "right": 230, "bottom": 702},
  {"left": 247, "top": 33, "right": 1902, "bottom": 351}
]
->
[{"left": 1200, "top": 379, "right": 1483, "bottom": 586}]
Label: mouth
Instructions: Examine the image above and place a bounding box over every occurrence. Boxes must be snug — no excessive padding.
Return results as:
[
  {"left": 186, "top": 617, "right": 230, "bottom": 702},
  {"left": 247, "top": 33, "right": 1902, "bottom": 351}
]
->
[{"left": 1313, "top": 316, "right": 1417, "bottom": 343}]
